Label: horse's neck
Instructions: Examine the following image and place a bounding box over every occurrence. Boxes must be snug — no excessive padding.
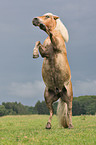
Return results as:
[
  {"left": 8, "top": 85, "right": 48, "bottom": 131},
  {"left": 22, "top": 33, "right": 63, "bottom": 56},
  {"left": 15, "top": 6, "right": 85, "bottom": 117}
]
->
[{"left": 52, "top": 30, "right": 67, "bottom": 54}]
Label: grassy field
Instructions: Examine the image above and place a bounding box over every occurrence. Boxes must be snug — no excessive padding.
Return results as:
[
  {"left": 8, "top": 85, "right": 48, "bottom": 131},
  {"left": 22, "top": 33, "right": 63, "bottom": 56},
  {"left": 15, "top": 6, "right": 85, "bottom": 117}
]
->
[{"left": 0, "top": 115, "right": 96, "bottom": 145}]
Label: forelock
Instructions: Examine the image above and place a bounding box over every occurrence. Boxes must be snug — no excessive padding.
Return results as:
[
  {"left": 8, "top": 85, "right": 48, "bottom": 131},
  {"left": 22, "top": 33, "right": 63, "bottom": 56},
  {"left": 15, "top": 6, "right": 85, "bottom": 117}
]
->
[{"left": 43, "top": 13, "right": 53, "bottom": 16}]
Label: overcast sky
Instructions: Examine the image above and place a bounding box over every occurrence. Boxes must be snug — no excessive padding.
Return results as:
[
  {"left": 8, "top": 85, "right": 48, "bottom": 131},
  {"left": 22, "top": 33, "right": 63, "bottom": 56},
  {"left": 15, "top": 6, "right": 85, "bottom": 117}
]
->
[{"left": 0, "top": 0, "right": 96, "bottom": 106}]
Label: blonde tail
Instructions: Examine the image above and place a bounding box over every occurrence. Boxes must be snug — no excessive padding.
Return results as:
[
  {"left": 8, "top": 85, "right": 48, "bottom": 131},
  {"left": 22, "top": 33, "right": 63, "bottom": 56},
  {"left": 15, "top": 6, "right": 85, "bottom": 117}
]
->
[{"left": 57, "top": 98, "right": 69, "bottom": 128}]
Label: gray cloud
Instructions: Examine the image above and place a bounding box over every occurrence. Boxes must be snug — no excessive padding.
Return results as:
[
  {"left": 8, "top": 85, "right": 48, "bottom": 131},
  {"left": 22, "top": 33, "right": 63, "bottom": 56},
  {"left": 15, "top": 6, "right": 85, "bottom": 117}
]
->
[
  {"left": 8, "top": 81, "right": 45, "bottom": 98},
  {"left": 0, "top": 81, "right": 45, "bottom": 106},
  {"left": 73, "top": 79, "right": 96, "bottom": 97}
]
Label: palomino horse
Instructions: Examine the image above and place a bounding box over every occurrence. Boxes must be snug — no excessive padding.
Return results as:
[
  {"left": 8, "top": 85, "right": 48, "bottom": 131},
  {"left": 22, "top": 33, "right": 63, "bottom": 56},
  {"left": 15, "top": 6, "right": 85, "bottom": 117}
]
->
[{"left": 32, "top": 13, "right": 73, "bottom": 129}]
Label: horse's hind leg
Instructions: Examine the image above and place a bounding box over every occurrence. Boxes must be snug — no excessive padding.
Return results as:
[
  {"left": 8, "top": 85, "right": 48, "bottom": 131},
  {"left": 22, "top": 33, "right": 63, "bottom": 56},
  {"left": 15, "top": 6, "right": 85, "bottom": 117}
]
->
[
  {"left": 64, "top": 81, "right": 73, "bottom": 128},
  {"left": 67, "top": 100, "right": 73, "bottom": 128},
  {"left": 44, "top": 87, "right": 58, "bottom": 129}
]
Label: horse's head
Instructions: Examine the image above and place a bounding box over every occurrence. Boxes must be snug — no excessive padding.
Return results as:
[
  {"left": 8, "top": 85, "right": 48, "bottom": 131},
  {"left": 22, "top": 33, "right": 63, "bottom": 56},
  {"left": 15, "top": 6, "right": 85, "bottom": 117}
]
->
[
  {"left": 32, "top": 13, "right": 59, "bottom": 32},
  {"left": 32, "top": 13, "right": 69, "bottom": 42}
]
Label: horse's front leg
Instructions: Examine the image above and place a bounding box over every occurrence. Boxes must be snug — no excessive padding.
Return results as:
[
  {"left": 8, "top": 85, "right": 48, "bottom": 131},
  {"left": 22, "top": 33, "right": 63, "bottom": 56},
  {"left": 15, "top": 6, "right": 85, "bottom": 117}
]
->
[
  {"left": 44, "top": 87, "right": 59, "bottom": 129},
  {"left": 33, "top": 41, "right": 49, "bottom": 58},
  {"left": 33, "top": 41, "right": 40, "bottom": 58}
]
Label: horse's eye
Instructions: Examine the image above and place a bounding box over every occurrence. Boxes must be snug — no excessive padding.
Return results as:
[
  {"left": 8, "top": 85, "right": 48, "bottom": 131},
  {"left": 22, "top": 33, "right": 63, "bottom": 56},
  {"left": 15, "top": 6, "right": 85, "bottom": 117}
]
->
[{"left": 46, "top": 15, "right": 50, "bottom": 18}]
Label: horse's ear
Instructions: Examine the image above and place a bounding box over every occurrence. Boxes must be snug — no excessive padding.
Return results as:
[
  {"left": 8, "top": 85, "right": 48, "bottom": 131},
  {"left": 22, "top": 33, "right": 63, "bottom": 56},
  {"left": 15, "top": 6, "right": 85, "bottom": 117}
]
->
[{"left": 53, "top": 15, "right": 59, "bottom": 20}]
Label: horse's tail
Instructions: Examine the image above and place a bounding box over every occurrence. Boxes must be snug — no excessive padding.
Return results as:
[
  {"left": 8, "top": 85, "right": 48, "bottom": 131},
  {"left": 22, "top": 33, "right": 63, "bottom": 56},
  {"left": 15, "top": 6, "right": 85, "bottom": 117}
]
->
[{"left": 57, "top": 98, "right": 69, "bottom": 128}]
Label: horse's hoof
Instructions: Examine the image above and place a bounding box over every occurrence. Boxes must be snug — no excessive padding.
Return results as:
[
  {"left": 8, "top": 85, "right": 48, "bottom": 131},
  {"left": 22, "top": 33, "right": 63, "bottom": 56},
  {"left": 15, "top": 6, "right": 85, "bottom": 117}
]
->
[
  {"left": 33, "top": 44, "right": 39, "bottom": 59},
  {"left": 68, "top": 124, "right": 74, "bottom": 129},
  {"left": 45, "top": 122, "right": 51, "bottom": 129}
]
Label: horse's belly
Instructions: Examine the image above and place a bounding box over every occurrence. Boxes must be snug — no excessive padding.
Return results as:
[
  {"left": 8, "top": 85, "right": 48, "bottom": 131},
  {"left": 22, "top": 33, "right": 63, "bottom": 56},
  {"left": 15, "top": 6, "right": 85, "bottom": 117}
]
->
[
  {"left": 42, "top": 56, "right": 71, "bottom": 90},
  {"left": 42, "top": 68, "right": 64, "bottom": 89}
]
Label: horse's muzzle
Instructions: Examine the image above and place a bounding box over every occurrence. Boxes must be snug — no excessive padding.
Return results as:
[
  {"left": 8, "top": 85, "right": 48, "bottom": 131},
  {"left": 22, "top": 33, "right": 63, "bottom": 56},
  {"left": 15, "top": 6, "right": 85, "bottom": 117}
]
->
[
  {"left": 32, "top": 18, "right": 40, "bottom": 26},
  {"left": 32, "top": 17, "right": 46, "bottom": 31}
]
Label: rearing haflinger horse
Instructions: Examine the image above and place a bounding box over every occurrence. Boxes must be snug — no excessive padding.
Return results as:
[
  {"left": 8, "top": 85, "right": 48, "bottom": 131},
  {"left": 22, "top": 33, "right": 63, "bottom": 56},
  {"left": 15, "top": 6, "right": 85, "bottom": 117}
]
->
[{"left": 32, "top": 13, "right": 73, "bottom": 129}]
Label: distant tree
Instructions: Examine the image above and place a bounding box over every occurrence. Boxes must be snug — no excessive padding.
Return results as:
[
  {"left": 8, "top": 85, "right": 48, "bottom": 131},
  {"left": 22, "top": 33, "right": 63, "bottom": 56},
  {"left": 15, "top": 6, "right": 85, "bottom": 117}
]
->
[
  {"left": 72, "top": 101, "right": 81, "bottom": 116},
  {"left": 35, "top": 101, "right": 49, "bottom": 114},
  {"left": 72, "top": 96, "right": 96, "bottom": 115},
  {"left": 2, "top": 102, "right": 28, "bottom": 115},
  {"left": 0, "top": 105, "right": 7, "bottom": 116},
  {"left": 86, "top": 102, "right": 96, "bottom": 115},
  {"left": 1, "top": 95, "right": 96, "bottom": 116}
]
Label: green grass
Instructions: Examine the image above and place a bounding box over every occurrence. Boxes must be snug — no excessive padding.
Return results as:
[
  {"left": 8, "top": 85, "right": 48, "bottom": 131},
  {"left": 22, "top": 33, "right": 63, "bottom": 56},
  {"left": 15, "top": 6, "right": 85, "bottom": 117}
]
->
[{"left": 0, "top": 115, "right": 96, "bottom": 145}]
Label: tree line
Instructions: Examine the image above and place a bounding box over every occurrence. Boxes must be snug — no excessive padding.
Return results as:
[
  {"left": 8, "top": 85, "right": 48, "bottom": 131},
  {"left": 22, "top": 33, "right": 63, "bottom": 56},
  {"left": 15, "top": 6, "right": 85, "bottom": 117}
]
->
[{"left": 0, "top": 95, "right": 96, "bottom": 116}]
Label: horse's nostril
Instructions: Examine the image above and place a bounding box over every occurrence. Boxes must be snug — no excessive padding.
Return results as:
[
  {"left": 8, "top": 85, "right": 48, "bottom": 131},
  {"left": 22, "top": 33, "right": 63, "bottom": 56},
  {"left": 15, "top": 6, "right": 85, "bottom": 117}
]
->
[{"left": 34, "top": 18, "right": 38, "bottom": 20}]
